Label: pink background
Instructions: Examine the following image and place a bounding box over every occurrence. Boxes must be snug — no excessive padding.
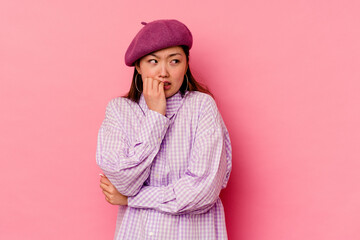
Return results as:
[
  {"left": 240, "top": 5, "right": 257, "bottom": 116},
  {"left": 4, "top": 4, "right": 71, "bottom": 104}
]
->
[{"left": 1, "top": 0, "right": 359, "bottom": 239}]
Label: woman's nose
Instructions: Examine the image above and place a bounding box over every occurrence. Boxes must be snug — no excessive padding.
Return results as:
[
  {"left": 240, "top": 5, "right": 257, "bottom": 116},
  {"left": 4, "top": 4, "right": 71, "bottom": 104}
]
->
[{"left": 158, "top": 63, "right": 169, "bottom": 78}]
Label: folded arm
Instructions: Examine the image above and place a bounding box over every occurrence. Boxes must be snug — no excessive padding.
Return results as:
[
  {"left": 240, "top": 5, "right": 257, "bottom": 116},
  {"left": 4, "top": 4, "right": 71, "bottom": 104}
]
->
[
  {"left": 96, "top": 99, "right": 170, "bottom": 196},
  {"left": 127, "top": 96, "right": 232, "bottom": 215}
]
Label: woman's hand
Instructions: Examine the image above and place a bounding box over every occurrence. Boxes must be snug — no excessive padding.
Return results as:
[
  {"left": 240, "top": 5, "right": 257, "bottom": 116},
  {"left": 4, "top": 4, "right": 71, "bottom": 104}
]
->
[
  {"left": 99, "top": 174, "right": 128, "bottom": 206},
  {"left": 142, "top": 77, "right": 166, "bottom": 116}
]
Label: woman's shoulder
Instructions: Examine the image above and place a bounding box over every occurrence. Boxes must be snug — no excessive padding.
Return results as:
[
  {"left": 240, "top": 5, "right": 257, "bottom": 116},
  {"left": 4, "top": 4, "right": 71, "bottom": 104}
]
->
[
  {"left": 185, "top": 91, "right": 218, "bottom": 111},
  {"left": 107, "top": 96, "right": 133, "bottom": 107},
  {"left": 104, "top": 96, "right": 137, "bottom": 118}
]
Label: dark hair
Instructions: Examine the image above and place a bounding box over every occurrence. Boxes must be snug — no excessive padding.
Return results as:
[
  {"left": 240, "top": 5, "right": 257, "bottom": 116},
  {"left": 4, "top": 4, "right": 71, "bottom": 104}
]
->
[{"left": 123, "top": 45, "right": 213, "bottom": 103}]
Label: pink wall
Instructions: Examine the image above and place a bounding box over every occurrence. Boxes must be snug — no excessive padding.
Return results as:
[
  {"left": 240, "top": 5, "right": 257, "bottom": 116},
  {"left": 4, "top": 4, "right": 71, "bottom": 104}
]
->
[{"left": 1, "top": 0, "right": 359, "bottom": 239}]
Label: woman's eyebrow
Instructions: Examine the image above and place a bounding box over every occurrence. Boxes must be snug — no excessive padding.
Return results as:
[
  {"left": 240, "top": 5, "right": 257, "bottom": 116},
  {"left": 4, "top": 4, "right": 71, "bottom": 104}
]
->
[
  {"left": 168, "top": 53, "right": 182, "bottom": 57},
  {"left": 149, "top": 53, "right": 159, "bottom": 58}
]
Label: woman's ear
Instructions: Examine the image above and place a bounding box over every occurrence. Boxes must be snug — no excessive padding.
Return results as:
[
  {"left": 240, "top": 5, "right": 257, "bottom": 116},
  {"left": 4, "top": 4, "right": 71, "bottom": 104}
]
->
[{"left": 135, "top": 61, "right": 141, "bottom": 75}]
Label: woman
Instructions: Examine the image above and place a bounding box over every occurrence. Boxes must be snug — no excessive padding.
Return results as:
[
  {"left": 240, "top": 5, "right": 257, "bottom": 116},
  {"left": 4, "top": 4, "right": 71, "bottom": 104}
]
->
[{"left": 96, "top": 19, "right": 232, "bottom": 240}]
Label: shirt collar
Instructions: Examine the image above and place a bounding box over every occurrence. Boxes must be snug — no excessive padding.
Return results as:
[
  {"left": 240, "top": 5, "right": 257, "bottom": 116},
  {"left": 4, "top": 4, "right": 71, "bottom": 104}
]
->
[{"left": 138, "top": 91, "right": 188, "bottom": 119}]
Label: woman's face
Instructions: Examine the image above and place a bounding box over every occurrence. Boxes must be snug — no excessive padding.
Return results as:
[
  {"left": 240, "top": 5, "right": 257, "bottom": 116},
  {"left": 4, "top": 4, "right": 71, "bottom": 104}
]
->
[{"left": 136, "top": 46, "right": 188, "bottom": 98}]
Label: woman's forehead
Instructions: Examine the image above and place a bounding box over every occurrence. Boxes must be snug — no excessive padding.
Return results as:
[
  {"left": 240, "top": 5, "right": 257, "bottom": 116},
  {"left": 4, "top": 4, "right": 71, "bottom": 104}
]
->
[{"left": 147, "top": 46, "right": 184, "bottom": 57}]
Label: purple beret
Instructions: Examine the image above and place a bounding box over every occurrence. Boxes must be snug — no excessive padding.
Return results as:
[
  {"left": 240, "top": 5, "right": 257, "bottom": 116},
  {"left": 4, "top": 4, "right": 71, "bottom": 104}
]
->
[{"left": 125, "top": 19, "right": 193, "bottom": 66}]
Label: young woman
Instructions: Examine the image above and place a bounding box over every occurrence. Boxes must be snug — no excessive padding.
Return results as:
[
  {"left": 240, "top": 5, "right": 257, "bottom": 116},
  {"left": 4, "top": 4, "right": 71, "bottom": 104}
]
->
[{"left": 96, "top": 19, "right": 232, "bottom": 240}]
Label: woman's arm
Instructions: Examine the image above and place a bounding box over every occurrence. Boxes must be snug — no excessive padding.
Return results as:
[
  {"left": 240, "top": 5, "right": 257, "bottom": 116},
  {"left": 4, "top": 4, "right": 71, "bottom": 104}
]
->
[
  {"left": 96, "top": 99, "right": 170, "bottom": 196},
  {"left": 127, "top": 96, "right": 232, "bottom": 215}
]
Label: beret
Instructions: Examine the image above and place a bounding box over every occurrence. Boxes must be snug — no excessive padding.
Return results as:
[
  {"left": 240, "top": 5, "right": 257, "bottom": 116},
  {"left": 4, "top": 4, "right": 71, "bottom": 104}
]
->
[{"left": 125, "top": 19, "right": 193, "bottom": 66}]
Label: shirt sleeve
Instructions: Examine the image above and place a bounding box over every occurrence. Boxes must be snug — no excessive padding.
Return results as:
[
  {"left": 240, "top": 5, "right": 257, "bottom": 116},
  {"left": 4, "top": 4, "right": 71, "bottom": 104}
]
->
[
  {"left": 96, "top": 99, "right": 171, "bottom": 196},
  {"left": 127, "top": 96, "right": 232, "bottom": 215}
]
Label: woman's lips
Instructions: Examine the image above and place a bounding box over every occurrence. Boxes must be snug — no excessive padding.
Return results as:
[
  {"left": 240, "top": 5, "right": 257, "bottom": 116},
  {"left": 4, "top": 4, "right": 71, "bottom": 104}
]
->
[{"left": 163, "top": 81, "right": 171, "bottom": 90}]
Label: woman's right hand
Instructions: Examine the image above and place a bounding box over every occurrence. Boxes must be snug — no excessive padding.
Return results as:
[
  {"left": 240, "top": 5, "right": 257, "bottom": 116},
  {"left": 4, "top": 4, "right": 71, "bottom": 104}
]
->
[
  {"left": 142, "top": 77, "right": 166, "bottom": 116},
  {"left": 99, "top": 174, "right": 128, "bottom": 206}
]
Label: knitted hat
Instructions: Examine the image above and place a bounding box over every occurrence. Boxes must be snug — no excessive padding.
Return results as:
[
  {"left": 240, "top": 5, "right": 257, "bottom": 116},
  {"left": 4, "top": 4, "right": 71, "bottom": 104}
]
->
[{"left": 125, "top": 19, "right": 193, "bottom": 66}]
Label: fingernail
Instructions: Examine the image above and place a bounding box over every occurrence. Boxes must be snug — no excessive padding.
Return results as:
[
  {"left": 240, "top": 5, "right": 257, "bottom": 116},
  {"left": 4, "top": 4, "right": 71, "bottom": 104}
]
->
[{"left": 99, "top": 173, "right": 104, "bottom": 177}]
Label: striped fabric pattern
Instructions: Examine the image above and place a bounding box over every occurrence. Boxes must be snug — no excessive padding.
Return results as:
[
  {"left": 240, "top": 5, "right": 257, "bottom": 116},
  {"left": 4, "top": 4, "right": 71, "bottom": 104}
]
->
[{"left": 96, "top": 90, "right": 232, "bottom": 240}]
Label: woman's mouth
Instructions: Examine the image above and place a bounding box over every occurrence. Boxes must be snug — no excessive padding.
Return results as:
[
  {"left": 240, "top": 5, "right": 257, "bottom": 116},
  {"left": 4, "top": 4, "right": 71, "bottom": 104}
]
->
[{"left": 163, "top": 81, "right": 171, "bottom": 90}]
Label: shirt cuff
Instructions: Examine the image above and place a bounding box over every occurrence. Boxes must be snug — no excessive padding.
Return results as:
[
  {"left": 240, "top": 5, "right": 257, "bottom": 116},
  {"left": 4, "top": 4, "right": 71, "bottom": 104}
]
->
[
  {"left": 128, "top": 185, "right": 177, "bottom": 207},
  {"left": 128, "top": 186, "right": 163, "bottom": 208}
]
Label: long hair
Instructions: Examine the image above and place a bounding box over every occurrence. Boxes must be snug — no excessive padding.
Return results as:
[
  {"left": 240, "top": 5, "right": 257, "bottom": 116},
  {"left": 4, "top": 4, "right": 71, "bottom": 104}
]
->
[{"left": 123, "top": 45, "right": 213, "bottom": 103}]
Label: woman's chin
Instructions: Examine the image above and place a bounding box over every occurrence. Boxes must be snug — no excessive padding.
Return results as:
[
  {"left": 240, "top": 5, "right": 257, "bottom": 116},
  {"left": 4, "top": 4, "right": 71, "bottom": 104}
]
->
[
  {"left": 165, "top": 86, "right": 181, "bottom": 98},
  {"left": 165, "top": 90, "right": 175, "bottom": 99}
]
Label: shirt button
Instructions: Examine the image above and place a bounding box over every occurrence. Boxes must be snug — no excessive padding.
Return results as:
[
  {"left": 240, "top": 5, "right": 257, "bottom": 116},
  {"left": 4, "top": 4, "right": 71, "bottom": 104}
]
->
[
  {"left": 149, "top": 232, "right": 154, "bottom": 236},
  {"left": 158, "top": 138, "right": 161, "bottom": 142}
]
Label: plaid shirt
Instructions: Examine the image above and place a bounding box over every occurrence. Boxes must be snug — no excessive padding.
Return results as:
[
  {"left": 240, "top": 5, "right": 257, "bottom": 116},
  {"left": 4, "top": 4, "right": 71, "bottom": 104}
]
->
[{"left": 96, "top": 90, "right": 232, "bottom": 240}]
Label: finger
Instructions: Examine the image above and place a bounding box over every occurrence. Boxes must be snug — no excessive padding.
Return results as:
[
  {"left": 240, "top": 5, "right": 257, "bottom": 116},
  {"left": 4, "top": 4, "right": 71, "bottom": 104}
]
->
[
  {"left": 103, "top": 191, "right": 111, "bottom": 202},
  {"left": 158, "top": 81, "right": 164, "bottom": 95},
  {"left": 100, "top": 178, "right": 110, "bottom": 186},
  {"left": 143, "top": 76, "right": 150, "bottom": 93},
  {"left": 147, "top": 77, "right": 154, "bottom": 92},
  {"left": 100, "top": 176, "right": 111, "bottom": 185},
  {"left": 102, "top": 188, "right": 111, "bottom": 197},
  {"left": 101, "top": 185, "right": 117, "bottom": 196},
  {"left": 100, "top": 183, "right": 111, "bottom": 192},
  {"left": 105, "top": 196, "right": 114, "bottom": 204},
  {"left": 102, "top": 187, "right": 115, "bottom": 199},
  {"left": 152, "top": 78, "right": 161, "bottom": 94}
]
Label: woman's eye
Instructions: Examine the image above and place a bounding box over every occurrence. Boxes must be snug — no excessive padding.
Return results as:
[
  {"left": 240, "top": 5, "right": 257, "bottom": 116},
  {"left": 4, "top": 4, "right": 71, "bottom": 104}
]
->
[
  {"left": 148, "top": 59, "right": 157, "bottom": 64},
  {"left": 171, "top": 59, "right": 180, "bottom": 64}
]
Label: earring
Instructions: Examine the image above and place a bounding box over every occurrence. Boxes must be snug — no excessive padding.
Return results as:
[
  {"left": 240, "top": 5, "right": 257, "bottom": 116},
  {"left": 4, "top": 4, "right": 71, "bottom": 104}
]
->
[
  {"left": 184, "top": 74, "right": 189, "bottom": 92},
  {"left": 135, "top": 73, "right": 141, "bottom": 92}
]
